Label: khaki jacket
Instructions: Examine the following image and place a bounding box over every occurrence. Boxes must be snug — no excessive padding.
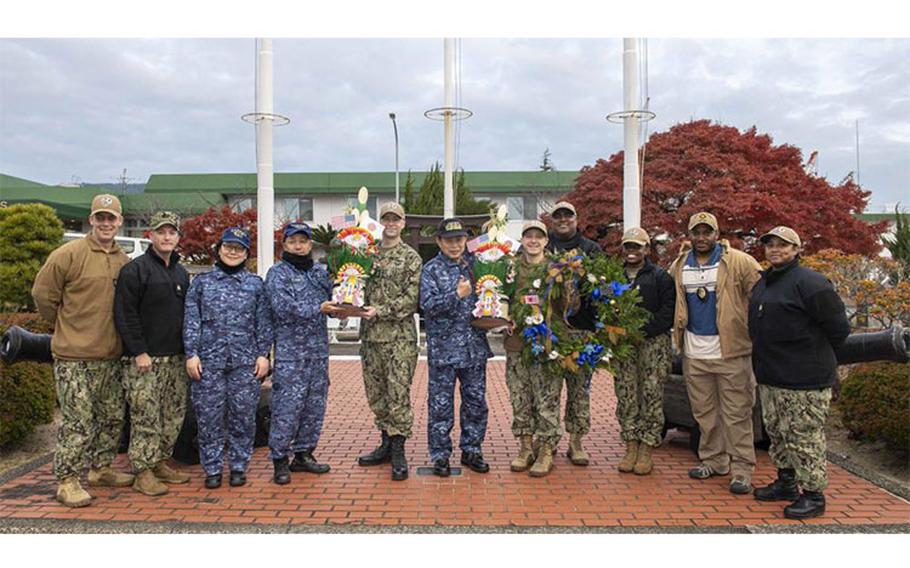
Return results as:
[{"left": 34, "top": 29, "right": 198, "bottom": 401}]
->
[
  {"left": 668, "top": 239, "right": 762, "bottom": 359},
  {"left": 32, "top": 234, "right": 129, "bottom": 360}
]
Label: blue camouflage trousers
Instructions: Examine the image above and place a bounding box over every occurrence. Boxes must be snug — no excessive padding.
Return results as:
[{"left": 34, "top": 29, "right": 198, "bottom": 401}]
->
[
  {"left": 427, "top": 363, "right": 488, "bottom": 462},
  {"left": 190, "top": 364, "right": 259, "bottom": 476},
  {"left": 268, "top": 358, "right": 329, "bottom": 460}
]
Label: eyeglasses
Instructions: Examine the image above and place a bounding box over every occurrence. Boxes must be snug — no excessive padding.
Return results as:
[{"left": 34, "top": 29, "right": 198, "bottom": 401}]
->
[{"left": 221, "top": 243, "right": 247, "bottom": 254}]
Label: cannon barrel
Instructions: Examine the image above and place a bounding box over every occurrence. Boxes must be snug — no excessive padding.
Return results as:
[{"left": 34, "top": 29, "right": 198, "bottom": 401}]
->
[
  {"left": 670, "top": 325, "right": 910, "bottom": 375},
  {"left": 1, "top": 326, "right": 53, "bottom": 365}
]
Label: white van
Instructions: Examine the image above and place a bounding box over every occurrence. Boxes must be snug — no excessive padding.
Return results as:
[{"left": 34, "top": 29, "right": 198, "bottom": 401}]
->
[{"left": 63, "top": 232, "right": 151, "bottom": 260}]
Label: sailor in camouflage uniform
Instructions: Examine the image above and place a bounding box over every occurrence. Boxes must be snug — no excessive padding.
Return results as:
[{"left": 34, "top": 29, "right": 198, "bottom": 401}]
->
[
  {"left": 419, "top": 218, "right": 494, "bottom": 477},
  {"left": 612, "top": 227, "right": 676, "bottom": 476},
  {"left": 183, "top": 227, "right": 274, "bottom": 489},
  {"left": 357, "top": 202, "right": 422, "bottom": 481},
  {"left": 749, "top": 226, "right": 850, "bottom": 519},
  {"left": 266, "top": 222, "right": 338, "bottom": 485}
]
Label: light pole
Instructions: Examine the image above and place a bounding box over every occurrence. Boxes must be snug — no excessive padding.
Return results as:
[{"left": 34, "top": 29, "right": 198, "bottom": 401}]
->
[{"left": 389, "top": 112, "right": 400, "bottom": 204}]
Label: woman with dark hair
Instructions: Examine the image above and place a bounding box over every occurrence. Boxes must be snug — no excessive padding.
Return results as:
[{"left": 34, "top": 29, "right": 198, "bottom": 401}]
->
[
  {"left": 748, "top": 226, "right": 850, "bottom": 519},
  {"left": 183, "top": 227, "right": 274, "bottom": 489}
]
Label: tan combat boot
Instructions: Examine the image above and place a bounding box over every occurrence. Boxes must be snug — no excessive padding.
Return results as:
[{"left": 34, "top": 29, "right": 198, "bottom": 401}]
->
[
  {"left": 529, "top": 442, "right": 554, "bottom": 477},
  {"left": 617, "top": 440, "right": 639, "bottom": 473},
  {"left": 87, "top": 465, "right": 135, "bottom": 487},
  {"left": 510, "top": 435, "right": 535, "bottom": 472},
  {"left": 133, "top": 469, "right": 169, "bottom": 496},
  {"left": 633, "top": 443, "right": 654, "bottom": 475},
  {"left": 154, "top": 461, "right": 191, "bottom": 484},
  {"left": 56, "top": 476, "right": 92, "bottom": 508},
  {"left": 567, "top": 433, "right": 590, "bottom": 466}
]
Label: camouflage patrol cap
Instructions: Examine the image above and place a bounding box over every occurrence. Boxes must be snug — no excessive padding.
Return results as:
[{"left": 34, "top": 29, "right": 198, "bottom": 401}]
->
[
  {"left": 379, "top": 202, "right": 405, "bottom": 220},
  {"left": 688, "top": 211, "right": 718, "bottom": 231},
  {"left": 621, "top": 227, "right": 650, "bottom": 246},
  {"left": 91, "top": 194, "right": 122, "bottom": 217},
  {"left": 149, "top": 211, "right": 180, "bottom": 231},
  {"left": 521, "top": 220, "right": 548, "bottom": 237},
  {"left": 760, "top": 226, "right": 801, "bottom": 247}
]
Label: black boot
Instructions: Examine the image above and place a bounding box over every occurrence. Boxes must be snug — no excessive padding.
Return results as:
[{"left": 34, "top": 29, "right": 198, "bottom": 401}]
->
[
  {"left": 204, "top": 474, "right": 222, "bottom": 489},
  {"left": 784, "top": 490, "right": 826, "bottom": 519},
  {"left": 754, "top": 468, "right": 800, "bottom": 501},
  {"left": 432, "top": 458, "right": 451, "bottom": 477},
  {"left": 273, "top": 457, "right": 291, "bottom": 485},
  {"left": 229, "top": 470, "right": 246, "bottom": 487},
  {"left": 357, "top": 431, "right": 391, "bottom": 466},
  {"left": 290, "top": 450, "right": 331, "bottom": 474},
  {"left": 390, "top": 435, "right": 408, "bottom": 481},
  {"left": 460, "top": 451, "right": 490, "bottom": 473}
]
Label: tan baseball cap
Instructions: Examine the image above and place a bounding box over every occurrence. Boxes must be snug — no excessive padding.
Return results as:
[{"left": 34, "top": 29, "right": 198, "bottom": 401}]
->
[
  {"left": 621, "top": 227, "right": 650, "bottom": 246},
  {"left": 91, "top": 194, "right": 122, "bottom": 217},
  {"left": 521, "top": 220, "right": 548, "bottom": 236},
  {"left": 760, "top": 226, "right": 801, "bottom": 247},
  {"left": 149, "top": 211, "right": 180, "bottom": 231},
  {"left": 550, "top": 201, "right": 577, "bottom": 216},
  {"left": 379, "top": 202, "right": 405, "bottom": 219},
  {"left": 688, "top": 211, "right": 718, "bottom": 231}
]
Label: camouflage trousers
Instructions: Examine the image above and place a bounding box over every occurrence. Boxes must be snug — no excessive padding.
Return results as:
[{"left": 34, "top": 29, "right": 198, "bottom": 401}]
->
[
  {"left": 613, "top": 334, "right": 671, "bottom": 447},
  {"left": 360, "top": 340, "right": 418, "bottom": 438},
  {"left": 563, "top": 368, "right": 592, "bottom": 436},
  {"left": 759, "top": 384, "right": 832, "bottom": 492},
  {"left": 53, "top": 359, "right": 126, "bottom": 480},
  {"left": 190, "top": 364, "right": 259, "bottom": 476},
  {"left": 268, "top": 358, "right": 329, "bottom": 460},
  {"left": 427, "top": 363, "right": 488, "bottom": 462},
  {"left": 122, "top": 355, "right": 188, "bottom": 472},
  {"left": 505, "top": 352, "right": 564, "bottom": 446}
]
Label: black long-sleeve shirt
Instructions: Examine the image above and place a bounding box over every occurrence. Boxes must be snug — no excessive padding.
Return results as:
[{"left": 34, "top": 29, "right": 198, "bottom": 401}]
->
[
  {"left": 626, "top": 258, "right": 676, "bottom": 339},
  {"left": 114, "top": 248, "right": 190, "bottom": 357}
]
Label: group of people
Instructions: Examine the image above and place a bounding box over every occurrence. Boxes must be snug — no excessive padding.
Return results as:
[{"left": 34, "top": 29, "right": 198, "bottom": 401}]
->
[{"left": 31, "top": 193, "right": 848, "bottom": 521}]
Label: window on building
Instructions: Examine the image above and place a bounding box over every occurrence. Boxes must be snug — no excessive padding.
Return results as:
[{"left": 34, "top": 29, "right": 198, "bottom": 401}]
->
[
  {"left": 346, "top": 195, "right": 378, "bottom": 219},
  {"left": 507, "top": 196, "right": 539, "bottom": 220},
  {"left": 231, "top": 196, "right": 256, "bottom": 213},
  {"left": 282, "top": 197, "right": 314, "bottom": 222}
]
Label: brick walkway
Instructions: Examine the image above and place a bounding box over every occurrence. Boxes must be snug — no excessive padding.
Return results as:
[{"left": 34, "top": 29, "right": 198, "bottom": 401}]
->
[{"left": 0, "top": 360, "right": 907, "bottom": 529}]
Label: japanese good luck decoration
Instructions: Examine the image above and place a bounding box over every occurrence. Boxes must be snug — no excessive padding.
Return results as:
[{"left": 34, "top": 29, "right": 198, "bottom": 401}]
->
[
  {"left": 326, "top": 186, "right": 382, "bottom": 317},
  {"left": 510, "top": 248, "right": 650, "bottom": 376},
  {"left": 469, "top": 204, "right": 517, "bottom": 330}
]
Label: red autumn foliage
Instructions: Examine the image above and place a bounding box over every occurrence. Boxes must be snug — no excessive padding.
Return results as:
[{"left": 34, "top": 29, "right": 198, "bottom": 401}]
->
[
  {"left": 178, "top": 205, "right": 283, "bottom": 265},
  {"left": 566, "top": 120, "right": 887, "bottom": 264}
]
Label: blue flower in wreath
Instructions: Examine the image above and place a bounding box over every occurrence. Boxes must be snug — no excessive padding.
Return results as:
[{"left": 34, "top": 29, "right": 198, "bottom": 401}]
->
[
  {"left": 592, "top": 287, "right": 603, "bottom": 302},
  {"left": 610, "top": 280, "right": 632, "bottom": 298}
]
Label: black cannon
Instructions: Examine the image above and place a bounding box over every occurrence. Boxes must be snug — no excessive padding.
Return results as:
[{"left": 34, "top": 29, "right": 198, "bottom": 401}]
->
[
  {"left": 664, "top": 325, "right": 910, "bottom": 453},
  {"left": 1, "top": 325, "right": 272, "bottom": 465}
]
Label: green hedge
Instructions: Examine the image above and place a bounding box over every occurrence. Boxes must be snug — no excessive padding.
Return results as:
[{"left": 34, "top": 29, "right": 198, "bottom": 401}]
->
[
  {"left": 0, "top": 313, "right": 56, "bottom": 448},
  {"left": 0, "top": 203, "right": 63, "bottom": 311},
  {"left": 837, "top": 362, "right": 910, "bottom": 453}
]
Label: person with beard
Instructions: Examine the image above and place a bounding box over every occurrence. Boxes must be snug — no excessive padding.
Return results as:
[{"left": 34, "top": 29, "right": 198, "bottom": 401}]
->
[
  {"left": 265, "top": 222, "right": 340, "bottom": 485},
  {"left": 183, "top": 227, "right": 274, "bottom": 489},
  {"left": 543, "top": 201, "right": 601, "bottom": 466}
]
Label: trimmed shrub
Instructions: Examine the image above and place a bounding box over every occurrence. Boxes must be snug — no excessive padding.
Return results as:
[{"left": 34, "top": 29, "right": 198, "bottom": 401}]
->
[
  {"left": 0, "top": 203, "right": 64, "bottom": 311},
  {"left": 0, "top": 313, "right": 56, "bottom": 447},
  {"left": 837, "top": 362, "right": 910, "bottom": 453}
]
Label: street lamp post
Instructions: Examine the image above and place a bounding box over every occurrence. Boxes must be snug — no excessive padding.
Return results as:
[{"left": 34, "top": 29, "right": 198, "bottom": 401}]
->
[{"left": 389, "top": 113, "right": 400, "bottom": 204}]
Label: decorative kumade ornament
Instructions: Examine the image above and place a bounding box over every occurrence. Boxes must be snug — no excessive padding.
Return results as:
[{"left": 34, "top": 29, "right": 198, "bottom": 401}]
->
[
  {"left": 469, "top": 204, "right": 515, "bottom": 330},
  {"left": 326, "top": 186, "right": 380, "bottom": 317}
]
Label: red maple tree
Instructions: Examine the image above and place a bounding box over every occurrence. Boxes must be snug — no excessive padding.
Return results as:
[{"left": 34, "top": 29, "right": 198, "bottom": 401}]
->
[
  {"left": 178, "top": 205, "right": 283, "bottom": 265},
  {"left": 566, "top": 120, "right": 887, "bottom": 264}
]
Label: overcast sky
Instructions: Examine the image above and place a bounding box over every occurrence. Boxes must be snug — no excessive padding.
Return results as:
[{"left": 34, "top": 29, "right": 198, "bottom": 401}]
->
[{"left": 1, "top": 29, "right": 907, "bottom": 211}]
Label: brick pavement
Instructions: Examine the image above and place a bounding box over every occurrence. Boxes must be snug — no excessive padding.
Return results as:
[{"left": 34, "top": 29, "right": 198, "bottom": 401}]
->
[{"left": 0, "top": 359, "right": 907, "bottom": 529}]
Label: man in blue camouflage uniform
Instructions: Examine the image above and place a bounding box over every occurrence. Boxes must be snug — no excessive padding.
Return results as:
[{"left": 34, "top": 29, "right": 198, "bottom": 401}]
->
[
  {"left": 419, "top": 218, "right": 494, "bottom": 476},
  {"left": 183, "top": 227, "right": 273, "bottom": 489},
  {"left": 265, "top": 222, "right": 339, "bottom": 485}
]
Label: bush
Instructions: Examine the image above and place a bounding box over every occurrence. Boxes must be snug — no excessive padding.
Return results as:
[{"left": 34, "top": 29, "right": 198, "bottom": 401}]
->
[
  {"left": 837, "top": 362, "right": 910, "bottom": 453},
  {"left": 0, "top": 203, "right": 64, "bottom": 311},
  {"left": 0, "top": 312, "right": 56, "bottom": 448}
]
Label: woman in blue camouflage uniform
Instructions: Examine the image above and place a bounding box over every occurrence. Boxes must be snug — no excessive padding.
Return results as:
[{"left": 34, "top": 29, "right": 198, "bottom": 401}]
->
[
  {"left": 265, "top": 222, "right": 340, "bottom": 485},
  {"left": 183, "top": 227, "right": 274, "bottom": 489}
]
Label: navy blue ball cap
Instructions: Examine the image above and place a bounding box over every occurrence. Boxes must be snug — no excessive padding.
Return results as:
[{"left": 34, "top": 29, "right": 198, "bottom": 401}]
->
[
  {"left": 437, "top": 217, "right": 468, "bottom": 238},
  {"left": 283, "top": 222, "right": 313, "bottom": 241},
  {"left": 220, "top": 226, "right": 251, "bottom": 250}
]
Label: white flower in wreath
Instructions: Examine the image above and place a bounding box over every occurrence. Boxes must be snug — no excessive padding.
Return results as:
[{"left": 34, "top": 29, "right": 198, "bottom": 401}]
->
[
  {"left": 525, "top": 313, "right": 543, "bottom": 326},
  {"left": 587, "top": 274, "right": 597, "bottom": 284},
  {"left": 548, "top": 350, "right": 560, "bottom": 360},
  {"left": 532, "top": 278, "right": 541, "bottom": 289}
]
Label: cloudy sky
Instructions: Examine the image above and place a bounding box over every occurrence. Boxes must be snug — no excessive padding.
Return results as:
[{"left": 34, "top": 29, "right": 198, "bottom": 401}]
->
[{"left": 1, "top": 8, "right": 907, "bottom": 211}]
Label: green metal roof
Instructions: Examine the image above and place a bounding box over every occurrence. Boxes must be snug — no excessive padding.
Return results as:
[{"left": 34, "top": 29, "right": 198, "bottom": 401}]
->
[
  {"left": 145, "top": 171, "right": 580, "bottom": 195},
  {"left": 0, "top": 173, "right": 51, "bottom": 190},
  {"left": 1, "top": 183, "right": 99, "bottom": 218}
]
